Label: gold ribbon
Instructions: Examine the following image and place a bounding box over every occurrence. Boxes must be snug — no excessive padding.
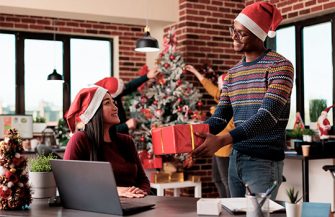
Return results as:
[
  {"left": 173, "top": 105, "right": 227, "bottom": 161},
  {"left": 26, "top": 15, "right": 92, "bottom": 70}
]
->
[
  {"left": 160, "top": 128, "right": 165, "bottom": 154},
  {"left": 190, "top": 124, "right": 195, "bottom": 150}
]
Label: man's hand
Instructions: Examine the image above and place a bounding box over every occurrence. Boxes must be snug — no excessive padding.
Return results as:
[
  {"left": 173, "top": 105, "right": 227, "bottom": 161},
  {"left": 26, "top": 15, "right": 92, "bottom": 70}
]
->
[
  {"left": 126, "top": 118, "right": 137, "bottom": 130},
  {"left": 117, "top": 186, "right": 147, "bottom": 198},
  {"left": 192, "top": 133, "right": 225, "bottom": 157},
  {"left": 147, "top": 66, "right": 159, "bottom": 79}
]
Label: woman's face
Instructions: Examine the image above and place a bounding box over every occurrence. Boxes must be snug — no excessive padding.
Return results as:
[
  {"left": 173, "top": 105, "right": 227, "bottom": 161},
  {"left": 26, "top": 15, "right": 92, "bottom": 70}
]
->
[{"left": 102, "top": 93, "right": 120, "bottom": 126}]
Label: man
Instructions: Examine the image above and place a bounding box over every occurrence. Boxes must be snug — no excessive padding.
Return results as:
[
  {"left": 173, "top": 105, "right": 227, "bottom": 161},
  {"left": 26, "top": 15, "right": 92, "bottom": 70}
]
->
[
  {"left": 193, "top": 2, "right": 294, "bottom": 199},
  {"left": 95, "top": 65, "right": 159, "bottom": 134}
]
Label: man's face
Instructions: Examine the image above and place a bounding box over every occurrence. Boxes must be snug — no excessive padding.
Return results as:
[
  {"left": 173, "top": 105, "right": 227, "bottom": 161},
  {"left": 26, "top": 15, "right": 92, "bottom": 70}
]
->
[{"left": 230, "top": 21, "right": 259, "bottom": 52}]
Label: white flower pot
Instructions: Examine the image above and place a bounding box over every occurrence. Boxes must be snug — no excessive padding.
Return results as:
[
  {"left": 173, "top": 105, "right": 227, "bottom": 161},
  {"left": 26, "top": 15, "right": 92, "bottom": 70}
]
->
[
  {"left": 285, "top": 202, "right": 301, "bottom": 217},
  {"left": 29, "top": 171, "right": 56, "bottom": 198},
  {"left": 303, "top": 135, "right": 312, "bottom": 142}
]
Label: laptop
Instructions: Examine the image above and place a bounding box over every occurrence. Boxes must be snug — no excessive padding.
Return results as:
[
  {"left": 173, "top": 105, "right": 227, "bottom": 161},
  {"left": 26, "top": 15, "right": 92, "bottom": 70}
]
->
[{"left": 51, "top": 159, "right": 155, "bottom": 215}]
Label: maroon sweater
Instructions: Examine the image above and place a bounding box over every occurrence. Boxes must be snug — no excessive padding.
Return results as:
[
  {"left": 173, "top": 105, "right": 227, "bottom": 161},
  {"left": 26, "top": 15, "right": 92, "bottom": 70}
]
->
[{"left": 64, "top": 131, "right": 150, "bottom": 193}]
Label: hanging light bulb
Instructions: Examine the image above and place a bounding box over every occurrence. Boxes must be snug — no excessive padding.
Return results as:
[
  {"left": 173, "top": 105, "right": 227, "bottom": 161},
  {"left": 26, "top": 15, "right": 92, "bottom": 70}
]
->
[
  {"left": 135, "top": 26, "right": 159, "bottom": 52},
  {"left": 47, "top": 18, "right": 63, "bottom": 81}
]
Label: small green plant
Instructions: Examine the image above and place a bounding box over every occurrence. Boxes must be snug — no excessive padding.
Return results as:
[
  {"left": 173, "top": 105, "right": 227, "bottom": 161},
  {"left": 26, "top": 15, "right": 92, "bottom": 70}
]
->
[
  {"left": 29, "top": 154, "right": 55, "bottom": 172},
  {"left": 309, "top": 99, "right": 327, "bottom": 122},
  {"left": 302, "top": 128, "right": 315, "bottom": 136},
  {"left": 286, "top": 187, "right": 302, "bottom": 204},
  {"left": 34, "top": 116, "right": 46, "bottom": 123},
  {"left": 286, "top": 128, "right": 303, "bottom": 139}
]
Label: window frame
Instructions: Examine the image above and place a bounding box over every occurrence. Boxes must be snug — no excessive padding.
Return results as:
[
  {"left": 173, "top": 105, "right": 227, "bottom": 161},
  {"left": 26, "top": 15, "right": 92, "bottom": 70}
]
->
[{"left": 0, "top": 30, "right": 114, "bottom": 116}]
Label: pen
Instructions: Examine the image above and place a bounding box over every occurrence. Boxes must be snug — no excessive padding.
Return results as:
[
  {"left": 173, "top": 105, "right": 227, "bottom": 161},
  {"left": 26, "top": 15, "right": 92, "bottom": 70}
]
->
[
  {"left": 259, "top": 181, "right": 278, "bottom": 207},
  {"left": 245, "top": 183, "right": 253, "bottom": 195}
]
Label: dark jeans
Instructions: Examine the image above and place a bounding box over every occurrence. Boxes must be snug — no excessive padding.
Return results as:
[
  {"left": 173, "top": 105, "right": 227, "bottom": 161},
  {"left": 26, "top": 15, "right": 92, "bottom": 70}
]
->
[
  {"left": 228, "top": 149, "right": 283, "bottom": 200},
  {"left": 212, "top": 156, "right": 230, "bottom": 198}
]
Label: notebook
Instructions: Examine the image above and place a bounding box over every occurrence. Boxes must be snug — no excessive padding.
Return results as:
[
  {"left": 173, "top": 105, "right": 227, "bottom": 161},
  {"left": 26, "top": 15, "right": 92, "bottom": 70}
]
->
[
  {"left": 220, "top": 197, "right": 285, "bottom": 214},
  {"left": 51, "top": 159, "right": 155, "bottom": 215}
]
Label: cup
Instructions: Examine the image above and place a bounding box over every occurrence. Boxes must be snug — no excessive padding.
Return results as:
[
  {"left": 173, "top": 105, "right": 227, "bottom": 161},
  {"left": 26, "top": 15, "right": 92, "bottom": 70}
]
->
[
  {"left": 246, "top": 193, "right": 270, "bottom": 217},
  {"left": 301, "top": 145, "right": 311, "bottom": 157}
]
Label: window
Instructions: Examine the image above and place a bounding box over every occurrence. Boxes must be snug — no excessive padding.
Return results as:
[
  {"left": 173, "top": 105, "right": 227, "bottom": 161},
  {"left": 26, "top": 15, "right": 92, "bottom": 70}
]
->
[
  {"left": 25, "top": 39, "right": 63, "bottom": 123},
  {"left": 0, "top": 30, "right": 113, "bottom": 125},
  {"left": 0, "top": 33, "right": 15, "bottom": 114},
  {"left": 70, "top": 38, "right": 111, "bottom": 101},
  {"left": 275, "top": 14, "right": 335, "bottom": 128}
]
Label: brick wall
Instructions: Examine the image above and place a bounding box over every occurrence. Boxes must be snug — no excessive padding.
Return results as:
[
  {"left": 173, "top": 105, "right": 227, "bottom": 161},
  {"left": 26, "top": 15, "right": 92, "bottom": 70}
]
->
[{"left": 0, "top": 13, "right": 146, "bottom": 82}]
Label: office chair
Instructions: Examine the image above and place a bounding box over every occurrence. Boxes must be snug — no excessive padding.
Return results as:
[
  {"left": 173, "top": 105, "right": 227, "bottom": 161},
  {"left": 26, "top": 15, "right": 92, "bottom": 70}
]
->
[
  {"left": 36, "top": 144, "right": 62, "bottom": 159},
  {"left": 323, "top": 165, "right": 335, "bottom": 179}
]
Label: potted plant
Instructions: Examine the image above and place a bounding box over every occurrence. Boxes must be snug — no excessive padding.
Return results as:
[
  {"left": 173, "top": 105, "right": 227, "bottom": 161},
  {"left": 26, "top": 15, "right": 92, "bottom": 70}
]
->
[
  {"left": 286, "top": 128, "right": 303, "bottom": 149},
  {"left": 33, "top": 116, "right": 47, "bottom": 133},
  {"left": 55, "top": 119, "right": 70, "bottom": 147},
  {"left": 29, "top": 154, "right": 56, "bottom": 198},
  {"left": 285, "top": 187, "right": 302, "bottom": 217},
  {"left": 302, "top": 128, "right": 315, "bottom": 142}
]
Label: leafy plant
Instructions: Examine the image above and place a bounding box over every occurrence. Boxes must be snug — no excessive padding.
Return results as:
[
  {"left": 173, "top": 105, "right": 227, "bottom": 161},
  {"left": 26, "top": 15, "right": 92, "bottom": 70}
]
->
[
  {"left": 286, "top": 128, "right": 303, "bottom": 139},
  {"left": 29, "top": 154, "right": 56, "bottom": 172},
  {"left": 55, "top": 119, "right": 70, "bottom": 146},
  {"left": 302, "top": 128, "right": 315, "bottom": 136},
  {"left": 34, "top": 117, "right": 46, "bottom": 123},
  {"left": 286, "top": 187, "right": 302, "bottom": 204},
  {"left": 309, "top": 99, "right": 327, "bottom": 122}
]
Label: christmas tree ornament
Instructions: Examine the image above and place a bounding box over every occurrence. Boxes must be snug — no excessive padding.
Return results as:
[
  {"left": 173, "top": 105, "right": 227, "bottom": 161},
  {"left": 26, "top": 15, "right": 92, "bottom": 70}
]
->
[{"left": 0, "top": 129, "right": 31, "bottom": 210}]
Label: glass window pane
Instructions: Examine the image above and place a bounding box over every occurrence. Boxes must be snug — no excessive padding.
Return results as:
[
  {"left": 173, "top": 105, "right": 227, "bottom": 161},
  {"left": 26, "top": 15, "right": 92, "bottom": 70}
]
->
[
  {"left": 303, "top": 22, "right": 333, "bottom": 125},
  {"left": 0, "top": 34, "right": 15, "bottom": 114},
  {"left": 276, "top": 26, "right": 296, "bottom": 129},
  {"left": 70, "top": 38, "right": 111, "bottom": 101},
  {"left": 25, "top": 39, "right": 63, "bottom": 125}
]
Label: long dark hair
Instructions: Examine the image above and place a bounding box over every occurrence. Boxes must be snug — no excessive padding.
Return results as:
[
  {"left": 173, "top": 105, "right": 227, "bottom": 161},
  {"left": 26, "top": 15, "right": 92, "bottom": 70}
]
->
[{"left": 84, "top": 105, "right": 104, "bottom": 161}]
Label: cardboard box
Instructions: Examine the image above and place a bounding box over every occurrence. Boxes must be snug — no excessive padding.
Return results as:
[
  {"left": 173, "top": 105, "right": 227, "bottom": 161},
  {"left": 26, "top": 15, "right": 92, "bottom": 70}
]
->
[
  {"left": 152, "top": 124, "right": 209, "bottom": 155},
  {"left": 150, "top": 172, "right": 170, "bottom": 183},
  {"left": 142, "top": 157, "right": 163, "bottom": 169},
  {"left": 170, "top": 172, "right": 184, "bottom": 182}
]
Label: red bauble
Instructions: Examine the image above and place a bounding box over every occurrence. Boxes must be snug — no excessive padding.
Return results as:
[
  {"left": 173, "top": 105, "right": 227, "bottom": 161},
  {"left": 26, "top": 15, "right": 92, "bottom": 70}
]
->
[
  {"left": 153, "top": 100, "right": 158, "bottom": 106},
  {"left": 164, "top": 63, "right": 170, "bottom": 69},
  {"left": 140, "top": 96, "right": 148, "bottom": 104},
  {"left": 140, "top": 136, "right": 145, "bottom": 142},
  {"left": 177, "top": 97, "right": 182, "bottom": 103},
  {"left": 197, "top": 101, "right": 203, "bottom": 108},
  {"left": 177, "top": 106, "right": 182, "bottom": 112},
  {"left": 169, "top": 54, "right": 175, "bottom": 61},
  {"left": 176, "top": 80, "right": 182, "bottom": 86}
]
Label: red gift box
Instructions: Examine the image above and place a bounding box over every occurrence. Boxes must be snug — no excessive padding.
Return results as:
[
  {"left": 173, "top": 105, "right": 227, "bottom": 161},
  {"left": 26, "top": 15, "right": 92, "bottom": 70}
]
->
[
  {"left": 152, "top": 124, "right": 209, "bottom": 155},
  {"left": 142, "top": 157, "right": 163, "bottom": 169}
]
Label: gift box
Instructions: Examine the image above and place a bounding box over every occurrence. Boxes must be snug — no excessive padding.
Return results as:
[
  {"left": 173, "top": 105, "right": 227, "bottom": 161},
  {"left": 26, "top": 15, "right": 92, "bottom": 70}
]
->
[
  {"left": 170, "top": 172, "right": 184, "bottom": 182},
  {"left": 142, "top": 157, "right": 163, "bottom": 169},
  {"left": 187, "top": 175, "right": 201, "bottom": 183},
  {"left": 150, "top": 172, "right": 170, "bottom": 183},
  {"left": 152, "top": 124, "right": 209, "bottom": 155}
]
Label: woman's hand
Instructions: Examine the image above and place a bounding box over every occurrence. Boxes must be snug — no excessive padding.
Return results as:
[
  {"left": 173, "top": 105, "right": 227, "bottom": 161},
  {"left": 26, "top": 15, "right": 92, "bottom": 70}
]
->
[
  {"left": 147, "top": 66, "right": 159, "bottom": 79},
  {"left": 117, "top": 186, "right": 147, "bottom": 198},
  {"left": 184, "top": 65, "right": 204, "bottom": 81}
]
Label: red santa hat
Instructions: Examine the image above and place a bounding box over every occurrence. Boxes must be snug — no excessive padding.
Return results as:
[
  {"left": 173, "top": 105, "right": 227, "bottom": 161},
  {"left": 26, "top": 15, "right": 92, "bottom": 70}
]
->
[
  {"left": 324, "top": 105, "right": 335, "bottom": 113},
  {"left": 65, "top": 86, "right": 107, "bottom": 133},
  {"left": 95, "top": 77, "right": 124, "bottom": 98},
  {"left": 235, "top": 2, "right": 283, "bottom": 41}
]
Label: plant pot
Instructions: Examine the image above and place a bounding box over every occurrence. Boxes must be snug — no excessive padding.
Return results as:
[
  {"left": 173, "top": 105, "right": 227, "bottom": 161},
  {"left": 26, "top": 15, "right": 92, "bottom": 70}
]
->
[
  {"left": 302, "top": 135, "right": 312, "bottom": 142},
  {"left": 285, "top": 202, "right": 301, "bottom": 217},
  {"left": 29, "top": 171, "right": 56, "bottom": 198}
]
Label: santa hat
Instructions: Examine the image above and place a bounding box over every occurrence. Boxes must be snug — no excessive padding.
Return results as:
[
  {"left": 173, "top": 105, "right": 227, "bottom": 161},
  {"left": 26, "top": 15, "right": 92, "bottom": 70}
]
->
[
  {"left": 95, "top": 77, "right": 124, "bottom": 98},
  {"left": 235, "top": 2, "right": 283, "bottom": 41},
  {"left": 324, "top": 105, "right": 335, "bottom": 113},
  {"left": 65, "top": 86, "right": 107, "bottom": 133}
]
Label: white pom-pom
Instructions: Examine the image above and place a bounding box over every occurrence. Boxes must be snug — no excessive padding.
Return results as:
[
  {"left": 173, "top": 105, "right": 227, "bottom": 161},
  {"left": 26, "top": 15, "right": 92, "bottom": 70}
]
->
[
  {"left": 18, "top": 182, "right": 24, "bottom": 187},
  {"left": 0, "top": 166, "right": 4, "bottom": 176},
  {"left": 268, "top": 31, "right": 276, "bottom": 38},
  {"left": 15, "top": 153, "right": 20, "bottom": 158},
  {"left": 3, "top": 186, "right": 8, "bottom": 191}
]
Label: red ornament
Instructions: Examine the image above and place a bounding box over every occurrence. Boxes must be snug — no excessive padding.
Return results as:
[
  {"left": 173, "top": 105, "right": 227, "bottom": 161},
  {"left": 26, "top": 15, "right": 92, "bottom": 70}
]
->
[
  {"left": 177, "top": 97, "right": 183, "bottom": 103},
  {"left": 153, "top": 100, "right": 158, "bottom": 106},
  {"left": 177, "top": 106, "right": 182, "bottom": 112},
  {"left": 182, "top": 68, "right": 188, "bottom": 74},
  {"left": 169, "top": 54, "right": 175, "bottom": 61},
  {"left": 140, "top": 136, "right": 146, "bottom": 142},
  {"left": 140, "top": 96, "right": 148, "bottom": 104},
  {"left": 176, "top": 80, "right": 182, "bottom": 86},
  {"left": 197, "top": 101, "right": 203, "bottom": 108},
  {"left": 164, "top": 63, "right": 170, "bottom": 69}
]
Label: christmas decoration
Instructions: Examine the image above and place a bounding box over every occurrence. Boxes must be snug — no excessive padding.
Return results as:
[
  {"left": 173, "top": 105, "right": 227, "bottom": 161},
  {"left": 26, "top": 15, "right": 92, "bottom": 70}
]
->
[
  {"left": 0, "top": 129, "right": 31, "bottom": 210},
  {"left": 129, "top": 28, "right": 204, "bottom": 160}
]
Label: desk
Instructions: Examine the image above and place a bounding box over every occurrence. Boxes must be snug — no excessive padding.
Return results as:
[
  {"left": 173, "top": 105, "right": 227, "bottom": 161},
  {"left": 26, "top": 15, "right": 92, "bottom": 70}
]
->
[
  {"left": 150, "top": 181, "right": 202, "bottom": 198},
  {"left": 285, "top": 152, "right": 335, "bottom": 202},
  {"left": 0, "top": 196, "right": 286, "bottom": 217}
]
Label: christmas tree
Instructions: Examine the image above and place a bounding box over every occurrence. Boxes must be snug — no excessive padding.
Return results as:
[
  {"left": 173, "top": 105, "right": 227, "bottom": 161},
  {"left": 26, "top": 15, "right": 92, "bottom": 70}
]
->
[
  {"left": 129, "top": 29, "right": 204, "bottom": 156},
  {"left": 0, "top": 129, "right": 31, "bottom": 210}
]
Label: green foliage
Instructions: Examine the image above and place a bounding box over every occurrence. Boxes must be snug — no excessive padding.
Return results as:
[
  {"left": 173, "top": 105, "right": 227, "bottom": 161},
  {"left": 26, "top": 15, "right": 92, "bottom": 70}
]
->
[
  {"left": 286, "top": 187, "right": 302, "bottom": 204},
  {"left": 309, "top": 99, "right": 327, "bottom": 122},
  {"left": 302, "top": 128, "right": 315, "bottom": 136},
  {"left": 55, "top": 119, "right": 70, "bottom": 146},
  {"left": 34, "top": 116, "right": 46, "bottom": 123},
  {"left": 286, "top": 128, "right": 303, "bottom": 139},
  {"left": 29, "top": 154, "right": 56, "bottom": 172}
]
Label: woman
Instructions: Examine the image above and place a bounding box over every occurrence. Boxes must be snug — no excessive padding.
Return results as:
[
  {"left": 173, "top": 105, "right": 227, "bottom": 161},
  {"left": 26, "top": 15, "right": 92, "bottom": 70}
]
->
[{"left": 64, "top": 86, "right": 150, "bottom": 198}]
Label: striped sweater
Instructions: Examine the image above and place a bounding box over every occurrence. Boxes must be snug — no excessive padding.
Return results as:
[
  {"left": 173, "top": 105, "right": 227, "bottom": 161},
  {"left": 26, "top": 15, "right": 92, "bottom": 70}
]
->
[{"left": 205, "top": 50, "right": 294, "bottom": 161}]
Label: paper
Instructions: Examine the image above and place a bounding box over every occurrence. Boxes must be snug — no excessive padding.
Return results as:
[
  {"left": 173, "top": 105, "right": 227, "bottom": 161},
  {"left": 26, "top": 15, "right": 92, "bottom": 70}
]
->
[
  {"left": 197, "top": 198, "right": 222, "bottom": 215},
  {"left": 221, "top": 197, "right": 285, "bottom": 214}
]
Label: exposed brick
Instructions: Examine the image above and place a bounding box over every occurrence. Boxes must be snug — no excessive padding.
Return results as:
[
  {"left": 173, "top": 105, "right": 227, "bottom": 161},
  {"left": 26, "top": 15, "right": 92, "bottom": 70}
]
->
[
  {"left": 324, "top": 1, "right": 335, "bottom": 9},
  {"left": 305, "top": 0, "right": 317, "bottom": 7}
]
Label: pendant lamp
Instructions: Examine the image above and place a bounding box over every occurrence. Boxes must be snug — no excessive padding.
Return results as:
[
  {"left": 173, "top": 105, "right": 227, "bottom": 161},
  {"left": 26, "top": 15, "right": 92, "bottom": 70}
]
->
[
  {"left": 135, "top": 26, "right": 159, "bottom": 52},
  {"left": 47, "top": 18, "right": 64, "bottom": 81}
]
